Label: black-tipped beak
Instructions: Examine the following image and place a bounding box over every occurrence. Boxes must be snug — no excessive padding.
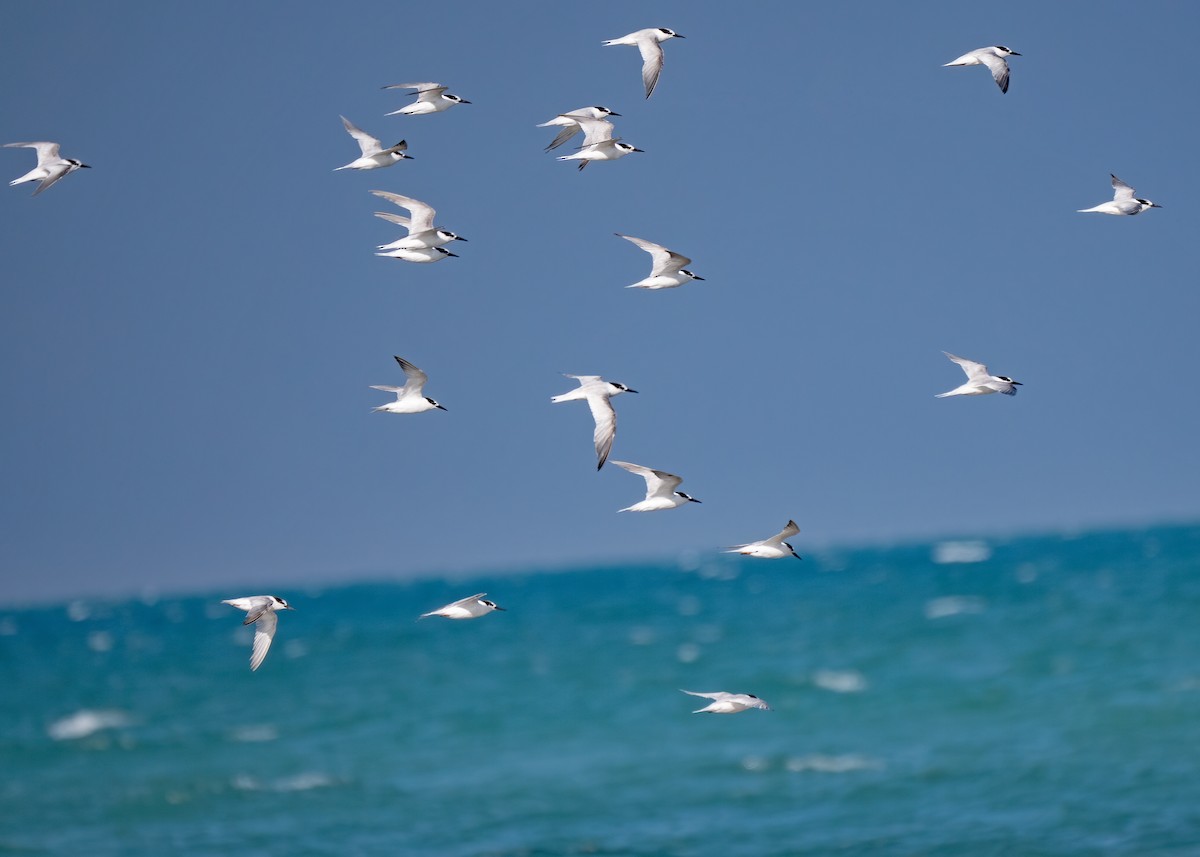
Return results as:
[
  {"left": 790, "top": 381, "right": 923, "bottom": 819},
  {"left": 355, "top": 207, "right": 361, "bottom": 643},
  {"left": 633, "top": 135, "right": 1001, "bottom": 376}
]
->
[
  {"left": 1151, "top": 203, "right": 1163, "bottom": 208},
  {"left": 1009, "top": 50, "right": 1021, "bottom": 55},
  {"left": 631, "top": 147, "right": 645, "bottom": 153},
  {"left": 455, "top": 236, "right": 468, "bottom": 242},
  {"left": 675, "top": 34, "right": 686, "bottom": 38},
  {"left": 689, "top": 497, "right": 702, "bottom": 504},
  {"left": 609, "top": 111, "right": 622, "bottom": 117},
  {"left": 1013, "top": 381, "right": 1023, "bottom": 386},
  {"left": 460, "top": 100, "right": 472, "bottom": 104},
  {"left": 435, "top": 404, "right": 447, "bottom": 410},
  {"left": 80, "top": 163, "right": 92, "bottom": 169},
  {"left": 445, "top": 251, "right": 458, "bottom": 258},
  {"left": 693, "top": 275, "right": 705, "bottom": 281},
  {"left": 402, "top": 154, "right": 415, "bottom": 159},
  {"left": 493, "top": 605, "right": 506, "bottom": 611},
  {"left": 792, "top": 553, "right": 803, "bottom": 560},
  {"left": 626, "top": 389, "right": 639, "bottom": 394}
]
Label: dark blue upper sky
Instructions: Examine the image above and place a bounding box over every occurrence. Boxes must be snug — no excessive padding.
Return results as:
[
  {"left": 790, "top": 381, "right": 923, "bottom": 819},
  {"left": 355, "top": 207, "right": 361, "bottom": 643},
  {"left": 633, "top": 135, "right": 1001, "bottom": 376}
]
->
[{"left": 2, "top": 1, "right": 1196, "bottom": 602}]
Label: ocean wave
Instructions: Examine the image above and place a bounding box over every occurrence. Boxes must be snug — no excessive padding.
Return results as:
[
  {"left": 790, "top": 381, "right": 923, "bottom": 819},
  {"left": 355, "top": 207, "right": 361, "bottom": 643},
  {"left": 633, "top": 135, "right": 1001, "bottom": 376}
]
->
[
  {"left": 47, "top": 709, "right": 130, "bottom": 741},
  {"left": 924, "top": 595, "right": 986, "bottom": 619},
  {"left": 232, "top": 772, "right": 337, "bottom": 793},
  {"left": 812, "top": 669, "right": 868, "bottom": 693},
  {"left": 786, "top": 754, "right": 884, "bottom": 773},
  {"left": 932, "top": 541, "right": 992, "bottom": 564}
]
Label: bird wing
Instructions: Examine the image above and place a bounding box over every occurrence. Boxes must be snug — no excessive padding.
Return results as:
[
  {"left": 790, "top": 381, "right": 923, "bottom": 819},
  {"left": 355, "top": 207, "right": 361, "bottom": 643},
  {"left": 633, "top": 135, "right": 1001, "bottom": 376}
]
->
[
  {"left": 616, "top": 234, "right": 689, "bottom": 276},
  {"left": 564, "top": 373, "right": 603, "bottom": 385},
  {"left": 570, "top": 116, "right": 615, "bottom": 148},
  {"left": 612, "top": 460, "right": 682, "bottom": 498},
  {"left": 31, "top": 166, "right": 71, "bottom": 197},
  {"left": 586, "top": 393, "right": 618, "bottom": 469},
  {"left": 544, "top": 123, "right": 582, "bottom": 152},
  {"left": 249, "top": 610, "right": 278, "bottom": 671},
  {"left": 766, "top": 520, "right": 800, "bottom": 546},
  {"left": 374, "top": 211, "right": 413, "bottom": 229},
  {"left": 341, "top": 116, "right": 381, "bottom": 156},
  {"left": 943, "top": 352, "right": 990, "bottom": 382},
  {"left": 1110, "top": 174, "right": 1136, "bottom": 201},
  {"left": 383, "top": 81, "right": 443, "bottom": 91},
  {"left": 450, "top": 593, "right": 486, "bottom": 608},
  {"left": 369, "top": 192, "right": 435, "bottom": 232},
  {"left": 637, "top": 37, "right": 667, "bottom": 98},
  {"left": 369, "top": 385, "right": 405, "bottom": 396},
  {"left": 5, "top": 141, "right": 60, "bottom": 165},
  {"left": 393, "top": 356, "right": 429, "bottom": 395},
  {"left": 977, "top": 52, "right": 1010, "bottom": 93},
  {"left": 681, "top": 690, "right": 728, "bottom": 700}
]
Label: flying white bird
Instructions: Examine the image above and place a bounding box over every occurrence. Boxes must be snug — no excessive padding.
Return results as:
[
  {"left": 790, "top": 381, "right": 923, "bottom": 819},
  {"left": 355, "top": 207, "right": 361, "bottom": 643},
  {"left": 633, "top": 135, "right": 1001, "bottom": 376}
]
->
[
  {"left": 555, "top": 115, "right": 643, "bottom": 170},
  {"left": 221, "top": 596, "right": 294, "bottom": 671},
  {"left": 370, "top": 190, "right": 466, "bottom": 250},
  {"left": 680, "top": 690, "right": 771, "bottom": 714},
  {"left": 335, "top": 116, "right": 411, "bottom": 171},
  {"left": 727, "top": 520, "right": 802, "bottom": 560},
  {"left": 382, "top": 82, "right": 470, "bottom": 116},
  {"left": 616, "top": 233, "right": 704, "bottom": 289},
  {"left": 538, "top": 106, "right": 621, "bottom": 151},
  {"left": 375, "top": 246, "right": 457, "bottom": 263},
  {"left": 420, "top": 593, "right": 504, "bottom": 619},
  {"left": 602, "top": 27, "right": 685, "bottom": 98},
  {"left": 551, "top": 374, "right": 638, "bottom": 469},
  {"left": 943, "top": 46, "right": 1021, "bottom": 94},
  {"left": 611, "top": 461, "right": 701, "bottom": 512},
  {"left": 371, "top": 356, "right": 446, "bottom": 414},
  {"left": 936, "top": 352, "right": 1022, "bottom": 397},
  {"left": 1077, "top": 174, "right": 1162, "bottom": 216},
  {"left": 5, "top": 142, "right": 90, "bottom": 196}
]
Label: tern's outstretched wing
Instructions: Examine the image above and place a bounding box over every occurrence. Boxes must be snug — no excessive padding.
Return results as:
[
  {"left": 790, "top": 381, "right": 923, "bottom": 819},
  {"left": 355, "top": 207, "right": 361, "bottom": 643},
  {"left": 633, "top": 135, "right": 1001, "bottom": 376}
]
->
[
  {"left": 977, "top": 52, "right": 1010, "bottom": 93},
  {"left": 1110, "top": 174, "right": 1136, "bottom": 201},
  {"left": 250, "top": 610, "right": 278, "bottom": 671},
  {"left": 341, "top": 116, "right": 381, "bottom": 156},
  {"left": 943, "top": 352, "right": 990, "bottom": 382},
  {"left": 587, "top": 393, "right": 618, "bottom": 470},
  {"left": 638, "top": 38, "right": 666, "bottom": 98}
]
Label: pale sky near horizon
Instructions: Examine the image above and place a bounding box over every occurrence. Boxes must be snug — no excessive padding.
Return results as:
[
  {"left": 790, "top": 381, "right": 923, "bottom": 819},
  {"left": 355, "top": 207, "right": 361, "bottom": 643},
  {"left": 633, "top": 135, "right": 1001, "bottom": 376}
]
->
[{"left": 2, "top": 1, "right": 1197, "bottom": 604}]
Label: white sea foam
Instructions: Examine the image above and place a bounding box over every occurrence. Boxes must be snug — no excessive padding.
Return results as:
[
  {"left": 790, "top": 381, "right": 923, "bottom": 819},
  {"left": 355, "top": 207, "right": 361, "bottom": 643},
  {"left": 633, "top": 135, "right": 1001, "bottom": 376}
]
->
[
  {"left": 87, "top": 631, "right": 114, "bottom": 652},
  {"left": 786, "top": 754, "right": 883, "bottom": 773},
  {"left": 47, "top": 709, "right": 130, "bottom": 740},
  {"left": 230, "top": 724, "right": 279, "bottom": 743},
  {"left": 932, "top": 540, "right": 991, "bottom": 564},
  {"left": 676, "top": 643, "right": 701, "bottom": 663},
  {"left": 233, "top": 772, "right": 336, "bottom": 792},
  {"left": 812, "top": 669, "right": 868, "bottom": 693},
  {"left": 924, "top": 595, "right": 986, "bottom": 619}
]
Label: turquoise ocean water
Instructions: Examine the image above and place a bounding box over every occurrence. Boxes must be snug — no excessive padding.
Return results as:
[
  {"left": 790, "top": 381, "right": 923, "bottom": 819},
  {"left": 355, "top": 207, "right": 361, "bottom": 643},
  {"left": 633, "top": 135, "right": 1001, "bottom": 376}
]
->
[{"left": 3, "top": 524, "right": 1200, "bottom": 855}]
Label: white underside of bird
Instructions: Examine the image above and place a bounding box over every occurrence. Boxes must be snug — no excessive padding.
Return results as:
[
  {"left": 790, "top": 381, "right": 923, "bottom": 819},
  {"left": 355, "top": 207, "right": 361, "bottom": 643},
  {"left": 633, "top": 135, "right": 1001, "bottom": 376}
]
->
[
  {"left": 5, "top": 141, "right": 90, "bottom": 196},
  {"left": 420, "top": 593, "right": 503, "bottom": 619},
  {"left": 375, "top": 246, "right": 456, "bottom": 263},
  {"left": 371, "top": 355, "right": 446, "bottom": 413},
  {"left": 551, "top": 374, "right": 637, "bottom": 469},
  {"left": 1077, "top": 174, "right": 1161, "bottom": 215},
  {"left": 612, "top": 460, "right": 700, "bottom": 511},
  {"left": 681, "top": 690, "right": 771, "bottom": 714},
  {"left": 221, "top": 595, "right": 294, "bottom": 671},
  {"left": 616, "top": 233, "right": 703, "bottom": 289},
  {"left": 727, "top": 519, "right": 802, "bottom": 559},
  {"left": 335, "top": 116, "right": 409, "bottom": 171},
  {"left": 943, "top": 45, "right": 1019, "bottom": 93},
  {"left": 936, "top": 351, "right": 1021, "bottom": 397}
]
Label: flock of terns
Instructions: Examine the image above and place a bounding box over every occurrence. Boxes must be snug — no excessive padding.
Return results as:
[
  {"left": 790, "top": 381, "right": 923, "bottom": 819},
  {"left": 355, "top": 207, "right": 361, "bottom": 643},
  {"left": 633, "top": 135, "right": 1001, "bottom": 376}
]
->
[{"left": 6, "top": 29, "right": 1164, "bottom": 713}]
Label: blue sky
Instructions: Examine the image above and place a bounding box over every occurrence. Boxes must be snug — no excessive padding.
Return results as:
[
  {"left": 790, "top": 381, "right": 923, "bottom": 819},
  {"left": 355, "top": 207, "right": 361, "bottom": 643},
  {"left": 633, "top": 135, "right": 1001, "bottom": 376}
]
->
[{"left": 2, "top": 1, "right": 1197, "bottom": 603}]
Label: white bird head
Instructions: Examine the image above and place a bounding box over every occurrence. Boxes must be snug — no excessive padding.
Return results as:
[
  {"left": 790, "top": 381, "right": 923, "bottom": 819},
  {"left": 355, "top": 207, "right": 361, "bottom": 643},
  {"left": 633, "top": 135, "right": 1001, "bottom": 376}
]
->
[
  {"left": 425, "top": 397, "right": 447, "bottom": 411},
  {"left": 609, "top": 381, "right": 638, "bottom": 394},
  {"left": 271, "top": 596, "right": 295, "bottom": 610},
  {"left": 480, "top": 598, "right": 504, "bottom": 611},
  {"left": 996, "top": 375, "right": 1022, "bottom": 386},
  {"left": 615, "top": 142, "right": 644, "bottom": 154},
  {"left": 681, "top": 269, "right": 704, "bottom": 281},
  {"left": 1138, "top": 198, "right": 1162, "bottom": 209},
  {"left": 436, "top": 229, "right": 467, "bottom": 242},
  {"left": 444, "top": 93, "right": 471, "bottom": 104},
  {"left": 993, "top": 45, "right": 1021, "bottom": 56},
  {"left": 657, "top": 28, "right": 685, "bottom": 39},
  {"left": 675, "top": 492, "right": 702, "bottom": 504},
  {"left": 593, "top": 106, "right": 620, "bottom": 117}
]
